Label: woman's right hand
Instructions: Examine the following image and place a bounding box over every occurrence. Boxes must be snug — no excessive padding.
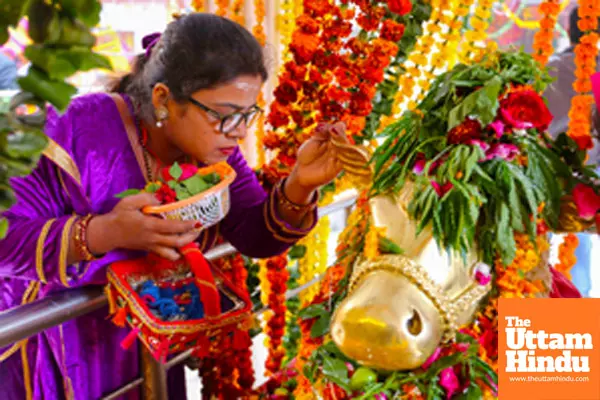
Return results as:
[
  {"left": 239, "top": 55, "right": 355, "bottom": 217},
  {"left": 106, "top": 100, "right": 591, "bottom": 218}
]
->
[{"left": 87, "top": 193, "right": 201, "bottom": 261}]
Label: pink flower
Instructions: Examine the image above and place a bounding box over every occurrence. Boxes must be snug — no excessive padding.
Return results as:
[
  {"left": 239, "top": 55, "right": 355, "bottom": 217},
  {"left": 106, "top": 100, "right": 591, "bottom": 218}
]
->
[
  {"left": 469, "top": 139, "right": 490, "bottom": 152},
  {"left": 161, "top": 163, "right": 198, "bottom": 182},
  {"left": 485, "top": 143, "right": 519, "bottom": 161},
  {"left": 573, "top": 184, "right": 600, "bottom": 219},
  {"left": 432, "top": 181, "right": 453, "bottom": 197},
  {"left": 413, "top": 154, "right": 426, "bottom": 175},
  {"left": 422, "top": 347, "right": 442, "bottom": 370},
  {"left": 374, "top": 394, "right": 389, "bottom": 400},
  {"left": 440, "top": 367, "right": 461, "bottom": 399},
  {"left": 475, "top": 270, "right": 491, "bottom": 285},
  {"left": 489, "top": 120, "right": 505, "bottom": 138},
  {"left": 473, "top": 263, "right": 491, "bottom": 285}
]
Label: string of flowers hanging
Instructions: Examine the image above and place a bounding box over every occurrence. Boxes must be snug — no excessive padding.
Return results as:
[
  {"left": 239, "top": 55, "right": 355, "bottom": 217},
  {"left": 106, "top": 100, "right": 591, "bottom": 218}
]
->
[
  {"left": 553, "top": 233, "right": 579, "bottom": 280},
  {"left": 296, "top": 216, "right": 331, "bottom": 306},
  {"left": 566, "top": 1, "right": 600, "bottom": 150},
  {"left": 458, "top": 0, "right": 494, "bottom": 64},
  {"left": 253, "top": 0, "right": 267, "bottom": 167},
  {"left": 532, "top": 0, "right": 561, "bottom": 66},
  {"left": 231, "top": 0, "right": 245, "bottom": 27},
  {"left": 392, "top": 0, "right": 473, "bottom": 112},
  {"left": 192, "top": 0, "right": 204, "bottom": 12},
  {"left": 215, "top": 0, "right": 229, "bottom": 17}
]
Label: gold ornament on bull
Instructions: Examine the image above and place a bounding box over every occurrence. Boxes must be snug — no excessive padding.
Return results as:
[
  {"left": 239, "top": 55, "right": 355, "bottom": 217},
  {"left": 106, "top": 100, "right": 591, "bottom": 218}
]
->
[{"left": 329, "top": 139, "right": 492, "bottom": 371}]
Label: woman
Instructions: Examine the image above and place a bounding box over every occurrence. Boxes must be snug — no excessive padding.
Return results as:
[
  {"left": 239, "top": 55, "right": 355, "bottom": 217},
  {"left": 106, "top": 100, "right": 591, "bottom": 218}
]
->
[{"left": 0, "top": 13, "right": 346, "bottom": 399}]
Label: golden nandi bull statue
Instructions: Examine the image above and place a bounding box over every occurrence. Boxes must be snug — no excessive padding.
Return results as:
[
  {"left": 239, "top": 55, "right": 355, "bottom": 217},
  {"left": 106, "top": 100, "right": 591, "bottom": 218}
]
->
[{"left": 328, "top": 140, "right": 495, "bottom": 371}]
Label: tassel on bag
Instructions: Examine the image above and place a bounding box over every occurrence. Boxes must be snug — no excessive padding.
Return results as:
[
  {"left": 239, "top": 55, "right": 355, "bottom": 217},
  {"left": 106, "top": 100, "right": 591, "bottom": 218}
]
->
[
  {"left": 112, "top": 307, "right": 128, "bottom": 327},
  {"left": 120, "top": 327, "right": 141, "bottom": 350}
]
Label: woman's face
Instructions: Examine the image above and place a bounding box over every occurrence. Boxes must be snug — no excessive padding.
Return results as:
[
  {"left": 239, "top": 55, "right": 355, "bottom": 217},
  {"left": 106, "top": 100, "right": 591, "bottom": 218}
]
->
[{"left": 160, "top": 74, "right": 263, "bottom": 165}]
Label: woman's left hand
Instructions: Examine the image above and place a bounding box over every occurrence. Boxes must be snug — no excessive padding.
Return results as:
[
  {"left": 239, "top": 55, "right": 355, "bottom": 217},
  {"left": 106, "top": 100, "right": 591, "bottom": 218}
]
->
[{"left": 286, "top": 122, "right": 348, "bottom": 196}]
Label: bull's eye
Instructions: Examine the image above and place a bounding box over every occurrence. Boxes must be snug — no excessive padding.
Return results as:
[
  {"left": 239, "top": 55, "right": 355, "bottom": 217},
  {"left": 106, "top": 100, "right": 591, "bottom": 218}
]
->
[{"left": 406, "top": 309, "right": 422, "bottom": 336}]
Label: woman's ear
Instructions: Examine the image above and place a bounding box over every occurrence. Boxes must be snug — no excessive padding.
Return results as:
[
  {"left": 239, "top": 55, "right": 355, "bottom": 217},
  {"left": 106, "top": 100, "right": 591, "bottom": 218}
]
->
[{"left": 151, "top": 83, "right": 171, "bottom": 111}]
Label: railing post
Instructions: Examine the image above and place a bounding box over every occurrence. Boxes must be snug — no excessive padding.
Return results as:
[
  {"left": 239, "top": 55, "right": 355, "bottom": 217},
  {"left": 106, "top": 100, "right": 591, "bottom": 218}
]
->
[{"left": 140, "top": 343, "right": 169, "bottom": 400}]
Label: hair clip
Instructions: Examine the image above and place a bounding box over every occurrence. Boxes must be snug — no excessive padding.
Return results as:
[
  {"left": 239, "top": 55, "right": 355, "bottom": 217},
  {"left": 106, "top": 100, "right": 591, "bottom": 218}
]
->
[{"left": 142, "top": 32, "right": 162, "bottom": 59}]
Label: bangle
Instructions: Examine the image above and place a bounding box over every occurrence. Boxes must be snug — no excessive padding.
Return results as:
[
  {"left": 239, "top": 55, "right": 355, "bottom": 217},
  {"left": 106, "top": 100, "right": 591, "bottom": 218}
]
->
[
  {"left": 276, "top": 177, "right": 318, "bottom": 214},
  {"left": 74, "top": 214, "right": 97, "bottom": 261}
]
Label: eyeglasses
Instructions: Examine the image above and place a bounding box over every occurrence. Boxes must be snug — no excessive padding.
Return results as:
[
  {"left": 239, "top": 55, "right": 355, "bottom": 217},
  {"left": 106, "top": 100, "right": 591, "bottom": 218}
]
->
[{"left": 188, "top": 97, "right": 263, "bottom": 135}]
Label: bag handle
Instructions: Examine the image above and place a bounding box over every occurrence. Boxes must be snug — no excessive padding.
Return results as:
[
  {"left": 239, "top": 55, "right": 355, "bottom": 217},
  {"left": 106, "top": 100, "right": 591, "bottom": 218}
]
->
[{"left": 180, "top": 243, "right": 222, "bottom": 317}]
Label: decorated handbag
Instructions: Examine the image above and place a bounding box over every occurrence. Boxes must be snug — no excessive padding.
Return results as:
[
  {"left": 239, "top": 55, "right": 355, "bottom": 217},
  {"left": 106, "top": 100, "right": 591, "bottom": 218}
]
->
[{"left": 105, "top": 161, "right": 254, "bottom": 363}]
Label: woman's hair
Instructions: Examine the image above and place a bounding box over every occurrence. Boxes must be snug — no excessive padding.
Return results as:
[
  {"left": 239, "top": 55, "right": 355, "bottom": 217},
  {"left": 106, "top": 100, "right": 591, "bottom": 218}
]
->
[{"left": 110, "top": 13, "right": 268, "bottom": 122}]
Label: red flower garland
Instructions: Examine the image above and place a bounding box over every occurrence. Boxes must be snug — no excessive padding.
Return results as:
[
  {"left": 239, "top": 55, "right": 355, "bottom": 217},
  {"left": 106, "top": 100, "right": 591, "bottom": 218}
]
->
[
  {"left": 260, "top": 0, "right": 402, "bottom": 187},
  {"left": 265, "top": 255, "right": 289, "bottom": 375}
]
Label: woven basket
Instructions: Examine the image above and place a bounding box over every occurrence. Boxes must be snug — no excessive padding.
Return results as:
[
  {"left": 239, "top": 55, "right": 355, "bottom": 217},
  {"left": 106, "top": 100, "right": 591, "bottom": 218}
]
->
[{"left": 143, "top": 162, "right": 236, "bottom": 230}]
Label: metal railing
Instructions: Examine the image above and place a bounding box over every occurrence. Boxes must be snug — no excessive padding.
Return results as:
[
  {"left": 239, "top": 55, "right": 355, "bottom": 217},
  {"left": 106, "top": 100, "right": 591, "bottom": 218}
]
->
[{"left": 0, "top": 194, "right": 357, "bottom": 400}]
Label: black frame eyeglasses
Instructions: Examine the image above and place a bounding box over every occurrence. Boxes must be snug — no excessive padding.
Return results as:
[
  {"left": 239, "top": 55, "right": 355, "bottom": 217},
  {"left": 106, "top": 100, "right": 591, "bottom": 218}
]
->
[{"left": 188, "top": 97, "right": 263, "bottom": 135}]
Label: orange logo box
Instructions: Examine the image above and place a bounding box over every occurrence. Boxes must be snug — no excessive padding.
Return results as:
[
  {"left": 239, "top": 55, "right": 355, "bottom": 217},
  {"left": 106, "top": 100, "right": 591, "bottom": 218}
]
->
[{"left": 499, "top": 298, "right": 600, "bottom": 400}]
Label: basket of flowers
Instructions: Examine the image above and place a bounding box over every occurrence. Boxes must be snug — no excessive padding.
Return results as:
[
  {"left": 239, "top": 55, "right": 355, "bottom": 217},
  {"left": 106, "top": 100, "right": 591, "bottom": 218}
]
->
[
  {"left": 117, "top": 161, "right": 236, "bottom": 230},
  {"left": 106, "top": 161, "right": 253, "bottom": 363}
]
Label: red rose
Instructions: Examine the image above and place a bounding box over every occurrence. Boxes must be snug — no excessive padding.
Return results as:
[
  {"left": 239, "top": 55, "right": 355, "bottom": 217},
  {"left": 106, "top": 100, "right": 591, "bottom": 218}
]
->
[
  {"left": 160, "top": 163, "right": 197, "bottom": 182},
  {"left": 387, "top": 0, "right": 412, "bottom": 15},
  {"left": 499, "top": 89, "right": 553, "bottom": 132}
]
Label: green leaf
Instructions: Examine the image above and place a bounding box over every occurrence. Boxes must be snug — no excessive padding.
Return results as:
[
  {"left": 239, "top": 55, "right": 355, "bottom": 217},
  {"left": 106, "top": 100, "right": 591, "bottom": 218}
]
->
[
  {"left": 0, "top": 0, "right": 26, "bottom": 45},
  {"left": 288, "top": 244, "right": 307, "bottom": 259},
  {"left": 378, "top": 236, "right": 404, "bottom": 254},
  {"left": 496, "top": 202, "right": 516, "bottom": 265},
  {"left": 0, "top": 217, "right": 8, "bottom": 239},
  {"left": 322, "top": 357, "right": 350, "bottom": 390},
  {"left": 17, "top": 68, "right": 77, "bottom": 111},
  {"left": 447, "top": 76, "right": 502, "bottom": 130},
  {"left": 311, "top": 313, "right": 331, "bottom": 338},
  {"left": 169, "top": 162, "right": 183, "bottom": 181},
  {"left": 173, "top": 183, "right": 192, "bottom": 200},
  {"left": 202, "top": 172, "right": 221, "bottom": 185},
  {"left": 145, "top": 182, "right": 162, "bottom": 193},
  {"left": 115, "top": 189, "right": 141, "bottom": 199},
  {"left": 5, "top": 132, "right": 47, "bottom": 158},
  {"left": 298, "top": 304, "right": 327, "bottom": 319},
  {"left": 182, "top": 174, "right": 210, "bottom": 195}
]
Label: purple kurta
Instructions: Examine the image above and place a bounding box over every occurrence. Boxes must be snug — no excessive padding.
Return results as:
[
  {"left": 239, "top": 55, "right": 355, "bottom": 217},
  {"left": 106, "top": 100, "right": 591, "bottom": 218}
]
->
[{"left": 0, "top": 92, "right": 315, "bottom": 400}]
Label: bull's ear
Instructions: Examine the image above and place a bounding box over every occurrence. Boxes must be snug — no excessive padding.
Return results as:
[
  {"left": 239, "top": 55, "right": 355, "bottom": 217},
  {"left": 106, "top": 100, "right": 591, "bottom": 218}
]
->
[{"left": 447, "top": 262, "right": 492, "bottom": 328}]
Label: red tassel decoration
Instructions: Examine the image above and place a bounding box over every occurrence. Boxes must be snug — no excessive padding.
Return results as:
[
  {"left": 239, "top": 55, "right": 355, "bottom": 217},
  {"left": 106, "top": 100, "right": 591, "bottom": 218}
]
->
[
  {"left": 120, "top": 327, "right": 140, "bottom": 350},
  {"left": 112, "top": 307, "right": 128, "bottom": 327}
]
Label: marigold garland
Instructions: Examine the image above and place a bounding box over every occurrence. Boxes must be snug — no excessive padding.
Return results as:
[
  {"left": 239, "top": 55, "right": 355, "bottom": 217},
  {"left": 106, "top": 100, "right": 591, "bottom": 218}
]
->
[
  {"left": 532, "top": 0, "right": 561, "bottom": 66},
  {"left": 459, "top": 0, "right": 494, "bottom": 63},
  {"left": 215, "top": 0, "right": 229, "bottom": 17},
  {"left": 553, "top": 233, "right": 579, "bottom": 280},
  {"left": 566, "top": 0, "right": 600, "bottom": 150},
  {"left": 252, "top": 0, "right": 266, "bottom": 167},
  {"left": 260, "top": 0, "right": 402, "bottom": 187},
  {"left": 192, "top": 0, "right": 204, "bottom": 12},
  {"left": 395, "top": 0, "right": 474, "bottom": 111},
  {"left": 297, "top": 216, "right": 331, "bottom": 305},
  {"left": 231, "top": 0, "right": 245, "bottom": 26},
  {"left": 264, "top": 255, "right": 289, "bottom": 376}
]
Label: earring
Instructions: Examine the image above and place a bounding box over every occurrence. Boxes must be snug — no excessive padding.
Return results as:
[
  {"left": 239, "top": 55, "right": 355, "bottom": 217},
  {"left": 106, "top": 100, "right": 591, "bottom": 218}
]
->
[{"left": 155, "top": 107, "right": 168, "bottom": 128}]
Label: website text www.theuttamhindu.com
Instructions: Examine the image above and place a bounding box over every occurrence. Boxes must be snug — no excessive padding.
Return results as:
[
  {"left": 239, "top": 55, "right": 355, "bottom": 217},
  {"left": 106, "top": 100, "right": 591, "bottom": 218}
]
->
[{"left": 508, "top": 376, "right": 590, "bottom": 383}]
